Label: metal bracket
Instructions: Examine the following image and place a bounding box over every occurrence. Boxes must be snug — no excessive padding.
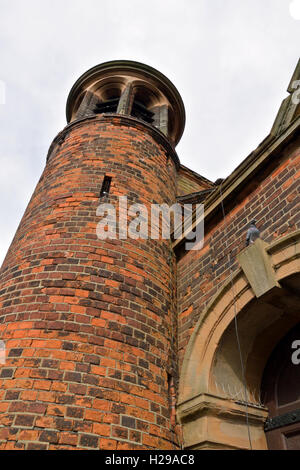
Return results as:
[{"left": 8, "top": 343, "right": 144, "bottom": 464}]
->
[{"left": 265, "top": 408, "right": 300, "bottom": 432}]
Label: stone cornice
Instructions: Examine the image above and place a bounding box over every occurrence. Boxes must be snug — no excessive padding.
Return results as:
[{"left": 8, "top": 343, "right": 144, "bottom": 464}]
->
[{"left": 177, "top": 392, "right": 268, "bottom": 425}]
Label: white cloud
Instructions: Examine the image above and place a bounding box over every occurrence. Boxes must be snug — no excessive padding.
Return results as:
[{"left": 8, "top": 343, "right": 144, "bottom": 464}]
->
[
  {"left": 0, "top": 81, "right": 5, "bottom": 105},
  {"left": 290, "top": 0, "right": 300, "bottom": 20}
]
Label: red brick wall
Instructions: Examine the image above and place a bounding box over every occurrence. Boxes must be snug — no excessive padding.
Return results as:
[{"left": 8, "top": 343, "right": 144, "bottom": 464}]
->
[
  {"left": 0, "top": 115, "right": 180, "bottom": 450},
  {"left": 177, "top": 138, "right": 300, "bottom": 368}
]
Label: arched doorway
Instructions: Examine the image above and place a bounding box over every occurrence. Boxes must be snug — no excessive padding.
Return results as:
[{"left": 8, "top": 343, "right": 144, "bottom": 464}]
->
[
  {"left": 177, "top": 231, "right": 300, "bottom": 450},
  {"left": 262, "top": 323, "right": 300, "bottom": 450}
]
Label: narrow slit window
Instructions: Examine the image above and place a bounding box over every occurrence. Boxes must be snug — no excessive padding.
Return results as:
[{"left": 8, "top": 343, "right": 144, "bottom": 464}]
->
[{"left": 100, "top": 176, "right": 112, "bottom": 197}]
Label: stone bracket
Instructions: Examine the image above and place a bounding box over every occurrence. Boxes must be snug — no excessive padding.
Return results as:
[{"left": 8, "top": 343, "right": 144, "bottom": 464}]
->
[
  {"left": 237, "top": 238, "right": 281, "bottom": 298},
  {"left": 271, "top": 58, "right": 300, "bottom": 136},
  {"left": 178, "top": 393, "right": 267, "bottom": 425}
]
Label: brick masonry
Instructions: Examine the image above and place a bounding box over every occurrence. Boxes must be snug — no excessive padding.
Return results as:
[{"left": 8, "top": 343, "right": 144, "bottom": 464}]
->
[
  {"left": 177, "top": 138, "right": 300, "bottom": 369},
  {"left": 0, "top": 115, "right": 180, "bottom": 450}
]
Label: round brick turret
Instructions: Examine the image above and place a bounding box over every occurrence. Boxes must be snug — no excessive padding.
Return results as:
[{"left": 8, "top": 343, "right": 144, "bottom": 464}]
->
[{"left": 0, "top": 61, "right": 185, "bottom": 450}]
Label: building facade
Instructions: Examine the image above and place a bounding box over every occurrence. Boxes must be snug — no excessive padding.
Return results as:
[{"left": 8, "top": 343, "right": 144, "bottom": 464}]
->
[{"left": 0, "top": 60, "right": 299, "bottom": 450}]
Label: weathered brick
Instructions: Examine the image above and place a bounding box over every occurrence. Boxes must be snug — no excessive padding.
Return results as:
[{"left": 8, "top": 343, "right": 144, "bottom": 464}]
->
[
  {"left": 79, "top": 434, "right": 99, "bottom": 449},
  {"left": 39, "top": 430, "right": 59, "bottom": 444},
  {"left": 14, "top": 414, "right": 35, "bottom": 427}
]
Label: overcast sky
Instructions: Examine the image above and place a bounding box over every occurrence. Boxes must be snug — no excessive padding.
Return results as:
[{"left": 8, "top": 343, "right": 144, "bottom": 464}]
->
[{"left": 0, "top": 0, "right": 299, "bottom": 265}]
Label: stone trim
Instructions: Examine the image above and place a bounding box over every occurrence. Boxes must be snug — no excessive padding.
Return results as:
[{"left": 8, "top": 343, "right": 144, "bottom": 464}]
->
[
  {"left": 177, "top": 393, "right": 267, "bottom": 450},
  {"left": 66, "top": 60, "right": 186, "bottom": 146},
  {"left": 152, "top": 104, "right": 169, "bottom": 136}
]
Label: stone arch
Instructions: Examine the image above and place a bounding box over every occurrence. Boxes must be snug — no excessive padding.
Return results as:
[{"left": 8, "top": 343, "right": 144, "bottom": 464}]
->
[
  {"left": 72, "top": 77, "right": 128, "bottom": 120},
  {"left": 89, "top": 76, "right": 127, "bottom": 101},
  {"left": 131, "top": 79, "right": 163, "bottom": 108},
  {"left": 130, "top": 79, "right": 170, "bottom": 137},
  {"left": 178, "top": 230, "right": 300, "bottom": 450}
]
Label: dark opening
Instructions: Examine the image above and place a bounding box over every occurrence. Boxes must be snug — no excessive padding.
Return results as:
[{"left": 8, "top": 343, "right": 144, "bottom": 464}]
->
[
  {"left": 94, "top": 98, "right": 119, "bottom": 114},
  {"left": 167, "top": 373, "right": 173, "bottom": 409},
  {"left": 100, "top": 176, "right": 112, "bottom": 197},
  {"left": 131, "top": 100, "right": 154, "bottom": 124}
]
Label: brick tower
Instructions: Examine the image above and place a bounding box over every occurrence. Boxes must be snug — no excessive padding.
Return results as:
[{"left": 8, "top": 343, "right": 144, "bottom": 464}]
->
[{"left": 0, "top": 61, "right": 185, "bottom": 450}]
